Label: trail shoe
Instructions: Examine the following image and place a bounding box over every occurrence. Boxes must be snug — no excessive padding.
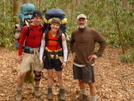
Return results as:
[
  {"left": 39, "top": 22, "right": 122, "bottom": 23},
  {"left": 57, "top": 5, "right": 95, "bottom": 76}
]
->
[
  {"left": 81, "top": 95, "right": 89, "bottom": 101},
  {"left": 47, "top": 88, "right": 53, "bottom": 100},
  {"left": 59, "top": 89, "right": 65, "bottom": 100},
  {"left": 34, "top": 86, "right": 41, "bottom": 98},
  {"left": 16, "top": 89, "right": 22, "bottom": 101}
]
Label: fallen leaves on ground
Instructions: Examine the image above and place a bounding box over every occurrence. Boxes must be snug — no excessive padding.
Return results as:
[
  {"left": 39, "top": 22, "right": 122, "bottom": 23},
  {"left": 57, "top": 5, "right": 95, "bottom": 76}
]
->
[{"left": 0, "top": 45, "right": 134, "bottom": 101}]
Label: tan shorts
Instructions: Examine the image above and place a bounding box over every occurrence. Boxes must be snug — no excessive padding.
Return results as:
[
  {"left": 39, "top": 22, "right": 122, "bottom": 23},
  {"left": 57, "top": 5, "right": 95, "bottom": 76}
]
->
[{"left": 20, "top": 53, "right": 43, "bottom": 73}]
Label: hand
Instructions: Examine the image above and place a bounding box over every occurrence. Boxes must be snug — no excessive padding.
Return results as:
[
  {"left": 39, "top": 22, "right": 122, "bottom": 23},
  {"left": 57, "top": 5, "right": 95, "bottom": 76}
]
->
[
  {"left": 16, "top": 55, "right": 23, "bottom": 62},
  {"left": 61, "top": 62, "right": 67, "bottom": 68},
  {"left": 88, "top": 54, "right": 98, "bottom": 61},
  {"left": 40, "top": 60, "right": 44, "bottom": 67}
]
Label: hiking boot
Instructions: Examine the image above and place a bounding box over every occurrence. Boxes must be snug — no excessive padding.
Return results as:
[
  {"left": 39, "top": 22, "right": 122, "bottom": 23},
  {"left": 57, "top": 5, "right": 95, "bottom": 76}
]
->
[
  {"left": 16, "top": 89, "right": 22, "bottom": 101},
  {"left": 34, "top": 86, "right": 41, "bottom": 98},
  {"left": 81, "top": 95, "right": 89, "bottom": 101},
  {"left": 59, "top": 89, "right": 65, "bottom": 100},
  {"left": 47, "top": 88, "right": 53, "bottom": 100}
]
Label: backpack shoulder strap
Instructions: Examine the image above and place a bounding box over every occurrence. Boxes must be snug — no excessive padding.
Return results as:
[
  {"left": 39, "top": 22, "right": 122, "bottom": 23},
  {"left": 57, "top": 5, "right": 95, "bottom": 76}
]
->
[
  {"left": 26, "top": 26, "right": 30, "bottom": 36},
  {"left": 45, "top": 31, "right": 49, "bottom": 47},
  {"left": 45, "top": 30, "right": 63, "bottom": 48},
  {"left": 39, "top": 23, "right": 44, "bottom": 32},
  {"left": 26, "top": 25, "right": 33, "bottom": 36},
  {"left": 59, "top": 34, "right": 62, "bottom": 48}
]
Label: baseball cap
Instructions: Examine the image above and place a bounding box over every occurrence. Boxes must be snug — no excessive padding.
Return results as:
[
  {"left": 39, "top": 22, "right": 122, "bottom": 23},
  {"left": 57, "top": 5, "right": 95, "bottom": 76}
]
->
[
  {"left": 51, "top": 18, "right": 61, "bottom": 25},
  {"left": 77, "top": 14, "right": 87, "bottom": 20},
  {"left": 32, "top": 10, "right": 42, "bottom": 19}
]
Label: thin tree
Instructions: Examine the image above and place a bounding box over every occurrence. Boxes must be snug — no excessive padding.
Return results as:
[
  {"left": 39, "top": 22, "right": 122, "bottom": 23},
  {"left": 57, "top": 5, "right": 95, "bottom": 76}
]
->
[
  {"left": 23, "top": 0, "right": 29, "bottom": 4},
  {"left": 12, "top": 0, "right": 21, "bottom": 23},
  {"left": 113, "top": 0, "right": 125, "bottom": 54}
]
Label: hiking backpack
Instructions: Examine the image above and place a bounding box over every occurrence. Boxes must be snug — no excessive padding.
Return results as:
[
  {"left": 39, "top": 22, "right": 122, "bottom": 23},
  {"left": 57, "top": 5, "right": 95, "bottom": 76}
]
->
[
  {"left": 44, "top": 9, "right": 68, "bottom": 47},
  {"left": 14, "top": 3, "right": 36, "bottom": 48},
  {"left": 18, "top": 3, "right": 35, "bottom": 28},
  {"left": 44, "top": 8, "right": 67, "bottom": 34}
]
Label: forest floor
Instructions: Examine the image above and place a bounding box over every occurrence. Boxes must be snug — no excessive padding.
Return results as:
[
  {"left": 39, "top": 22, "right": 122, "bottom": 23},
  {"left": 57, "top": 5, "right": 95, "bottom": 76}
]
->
[{"left": 0, "top": 45, "right": 134, "bottom": 101}]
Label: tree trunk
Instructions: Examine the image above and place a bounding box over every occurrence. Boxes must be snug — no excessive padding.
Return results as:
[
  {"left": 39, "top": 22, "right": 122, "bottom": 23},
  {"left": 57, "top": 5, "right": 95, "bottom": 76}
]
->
[
  {"left": 113, "top": 0, "right": 125, "bottom": 54},
  {"left": 12, "top": 0, "right": 21, "bottom": 23},
  {"left": 38, "top": 0, "right": 42, "bottom": 10},
  {"left": 122, "top": 0, "right": 128, "bottom": 8},
  {"left": 23, "top": 0, "right": 29, "bottom": 4}
]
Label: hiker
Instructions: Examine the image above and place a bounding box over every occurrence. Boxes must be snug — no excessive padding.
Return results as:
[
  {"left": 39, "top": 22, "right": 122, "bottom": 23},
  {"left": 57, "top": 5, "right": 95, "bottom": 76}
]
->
[
  {"left": 39, "top": 18, "right": 68, "bottom": 100},
  {"left": 16, "top": 10, "right": 44, "bottom": 101},
  {"left": 70, "top": 14, "right": 107, "bottom": 101}
]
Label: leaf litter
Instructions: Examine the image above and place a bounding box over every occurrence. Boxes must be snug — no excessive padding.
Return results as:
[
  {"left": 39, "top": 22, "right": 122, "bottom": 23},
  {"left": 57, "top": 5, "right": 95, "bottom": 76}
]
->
[{"left": 0, "top": 45, "right": 134, "bottom": 101}]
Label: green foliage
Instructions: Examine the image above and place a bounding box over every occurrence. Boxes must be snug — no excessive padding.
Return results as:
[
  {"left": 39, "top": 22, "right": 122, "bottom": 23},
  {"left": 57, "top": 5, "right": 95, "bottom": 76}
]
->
[
  {"left": 1, "top": 0, "right": 134, "bottom": 62},
  {"left": 0, "top": 0, "right": 14, "bottom": 48},
  {"left": 120, "top": 54, "right": 133, "bottom": 63},
  {"left": 120, "top": 49, "right": 134, "bottom": 63}
]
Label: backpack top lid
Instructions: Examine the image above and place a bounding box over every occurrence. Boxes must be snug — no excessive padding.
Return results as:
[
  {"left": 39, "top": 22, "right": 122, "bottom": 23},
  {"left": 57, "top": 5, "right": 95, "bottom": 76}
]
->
[
  {"left": 45, "top": 9, "right": 65, "bottom": 20},
  {"left": 18, "top": 13, "right": 33, "bottom": 20},
  {"left": 21, "top": 3, "right": 35, "bottom": 15},
  {"left": 18, "top": 3, "right": 35, "bottom": 25}
]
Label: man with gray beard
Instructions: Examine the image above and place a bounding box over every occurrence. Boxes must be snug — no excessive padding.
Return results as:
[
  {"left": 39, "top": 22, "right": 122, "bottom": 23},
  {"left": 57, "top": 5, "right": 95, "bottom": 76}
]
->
[{"left": 70, "top": 14, "right": 107, "bottom": 101}]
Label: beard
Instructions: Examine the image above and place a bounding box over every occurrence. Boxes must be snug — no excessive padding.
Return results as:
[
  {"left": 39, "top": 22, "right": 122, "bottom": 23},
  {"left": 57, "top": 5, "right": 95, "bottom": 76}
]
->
[{"left": 78, "top": 24, "right": 86, "bottom": 29}]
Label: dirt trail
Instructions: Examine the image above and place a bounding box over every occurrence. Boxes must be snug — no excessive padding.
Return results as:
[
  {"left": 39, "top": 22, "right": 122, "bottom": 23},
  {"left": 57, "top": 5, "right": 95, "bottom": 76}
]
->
[{"left": 0, "top": 45, "right": 134, "bottom": 101}]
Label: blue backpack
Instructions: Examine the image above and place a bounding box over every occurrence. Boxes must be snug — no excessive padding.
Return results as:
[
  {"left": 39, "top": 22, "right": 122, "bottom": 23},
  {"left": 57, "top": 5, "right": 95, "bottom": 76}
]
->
[
  {"left": 14, "top": 3, "right": 36, "bottom": 48},
  {"left": 18, "top": 3, "right": 35, "bottom": 28},
  {"left": 44, "top": 9, "right": 67, "bottom": 34}
]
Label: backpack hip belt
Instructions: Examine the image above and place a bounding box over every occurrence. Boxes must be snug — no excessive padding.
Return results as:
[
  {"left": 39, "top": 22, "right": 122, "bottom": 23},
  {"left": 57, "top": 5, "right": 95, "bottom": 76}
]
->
[
  {"left": 44, "top": 47, "right": 63, "bottom": 59},
  {"left": 24, "top": 46, "right": 40, "bottom": 54}
]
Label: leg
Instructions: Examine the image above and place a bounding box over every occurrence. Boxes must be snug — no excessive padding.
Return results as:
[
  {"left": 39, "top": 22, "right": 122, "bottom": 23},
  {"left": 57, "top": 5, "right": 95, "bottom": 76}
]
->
[
  {"left": 56, "top": 70, "right": 65, "bottom": 100},
  {"left": 87, "top": 66, "right": 97, "bottom": 101},
  {"left": 79, "top": 79, "right": 87, "bottom": 96},
  {"left": 47, "top": 69, "right": 53, "bottom": 100},
  {"left": 88, "top": 83, "right": 96, "bottom": 96},
  {"left": 88, "top": 83, "right": 97, "bottom": 101},
  {"left": 79, "top": 79, "right": 86, "bottom": 89},
  {"left": 34, "top": 71, "right": 42, "bottom": 98},
  {"left": 34, "top": 71, "right": 42, "bottom": 86},
  {"left": 47, "top": 69, "right": 53, "bottom": 86},
  {"left": 73, "top": 65, "right": 88, "bottom": 100},
  {"left": 18, "top": 54, "right": 32, "bottom": 87},
  {"left": 16, "top": 53, "right": 32, "bottom": 101},
  {"left": 17, "top": 72, "right": 27, "bottom": 87},
  {"left": 79, "top": 79, "right": 89, "bottom": 101},
  {"left": 16, "top": 72, "right": 27, "bottom": 101},
  {"left": 56, "top": 71, "right": 63, "bottom": 86},
  {"left": 54, "top": 58, "right": 65, "bottom": 100}
]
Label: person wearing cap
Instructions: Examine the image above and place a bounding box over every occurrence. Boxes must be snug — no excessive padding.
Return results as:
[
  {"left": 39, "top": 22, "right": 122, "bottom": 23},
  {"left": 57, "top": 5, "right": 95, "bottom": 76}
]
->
[
  {"left": 39, "top": 18, "right": 68, "bottom": 100},
  {"left": 70, "top": 14, "right": 107, "bottom": 101},
  {"left": 16, "top": 10, "right": 44, "bottom": 101}
]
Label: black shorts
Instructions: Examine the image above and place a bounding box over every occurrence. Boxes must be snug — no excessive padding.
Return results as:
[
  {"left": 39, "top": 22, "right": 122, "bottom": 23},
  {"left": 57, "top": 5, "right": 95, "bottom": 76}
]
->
[
  {"left": 44, "top": 57, "right": 62, "bottom": 71},
  {"left": 73, "top": 65, "right": 95, "bottom": 84}
]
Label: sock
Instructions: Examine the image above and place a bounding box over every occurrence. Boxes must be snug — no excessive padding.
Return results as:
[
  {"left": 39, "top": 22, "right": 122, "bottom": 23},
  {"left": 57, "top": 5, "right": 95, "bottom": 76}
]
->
[
  {"left": 48, "top": 86, "right": 52, "bottom": 89},
  {"left": 59, "top": 86, "right": 64, "bottom": 89},
  {"left": 17, "top": 87, "right": 22, "bottom": 91},
  {"left": 91, "top": 96, "right": 97, "bottom": 101},
  {"left": 81, "top": 89, "right": 87, "bottom": 96},
  {"left": 34, "top": 85, "right": 39, "bottom": 87}
]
